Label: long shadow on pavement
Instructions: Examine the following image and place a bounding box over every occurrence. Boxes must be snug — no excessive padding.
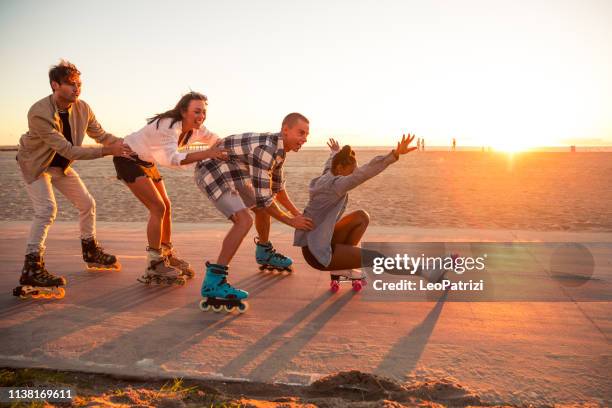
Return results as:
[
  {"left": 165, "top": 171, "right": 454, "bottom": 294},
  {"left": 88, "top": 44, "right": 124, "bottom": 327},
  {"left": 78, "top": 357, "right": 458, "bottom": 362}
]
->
[
  {"left": 0, "top": 271, "right": 110, "bottom": 319},
  {"left": 247, "top": 290, "right": 356, "bottom": 382},
  {"left": 77, "top": 273, "right": 290, "bottom": 367},
  {"left": 220, "top": 290, "right": 333, "bottom": 378},
  {"left": 374, "top": 290, "right": 448, "bottom": 379},
  {"left": 0, "top": 273, "right": 263, "bottom": 356}
]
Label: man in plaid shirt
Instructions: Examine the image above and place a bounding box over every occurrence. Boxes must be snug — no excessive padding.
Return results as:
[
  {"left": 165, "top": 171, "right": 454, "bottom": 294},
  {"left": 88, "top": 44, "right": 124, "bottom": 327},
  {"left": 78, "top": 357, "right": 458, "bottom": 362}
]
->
[{"left": 195, "top": 113, "right": 313, "bottom": 309}]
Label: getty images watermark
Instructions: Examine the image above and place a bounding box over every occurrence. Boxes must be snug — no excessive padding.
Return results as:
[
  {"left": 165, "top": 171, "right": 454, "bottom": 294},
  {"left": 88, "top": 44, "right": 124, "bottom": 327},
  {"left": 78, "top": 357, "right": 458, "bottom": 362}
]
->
[
  {"left": 359, "top": 242, "right": 611, "bottom": 302},
  {"left": 371, "top": 252, "right": 486, "bottom": 292}
]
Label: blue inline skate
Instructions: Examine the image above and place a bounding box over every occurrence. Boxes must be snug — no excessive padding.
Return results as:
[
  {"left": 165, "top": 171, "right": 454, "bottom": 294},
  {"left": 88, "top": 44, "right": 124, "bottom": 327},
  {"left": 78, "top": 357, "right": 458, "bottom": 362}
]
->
[
  {"left": 199, "top": 262, "right": 249, "bottom": 313},
  {"left": 255, "top": 237, "right": 293, "bottom": 273}
]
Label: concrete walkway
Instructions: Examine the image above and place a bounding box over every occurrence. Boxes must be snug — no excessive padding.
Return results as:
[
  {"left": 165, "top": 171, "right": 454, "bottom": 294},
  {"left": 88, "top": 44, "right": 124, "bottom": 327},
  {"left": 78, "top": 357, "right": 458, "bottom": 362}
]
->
[{"left": 0, "top": 221, "right": 610, "bottom": 406}]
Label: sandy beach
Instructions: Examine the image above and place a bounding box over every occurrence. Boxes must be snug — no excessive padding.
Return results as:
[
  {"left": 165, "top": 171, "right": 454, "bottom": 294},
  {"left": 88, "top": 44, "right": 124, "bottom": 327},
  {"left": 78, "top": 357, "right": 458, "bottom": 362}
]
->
[{"left": 2, "top": 150, "right": 612, "bottom": 231}]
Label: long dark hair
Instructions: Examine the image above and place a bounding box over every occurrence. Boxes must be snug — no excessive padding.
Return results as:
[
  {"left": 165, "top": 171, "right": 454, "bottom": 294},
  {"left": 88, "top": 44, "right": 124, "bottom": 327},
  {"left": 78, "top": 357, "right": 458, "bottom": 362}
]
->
[
  {"left": 332, "top": 145, "right": 357, "bottom": 174},
  {"left": 147, "top": 91, "right": 207, "bottom": 129}
]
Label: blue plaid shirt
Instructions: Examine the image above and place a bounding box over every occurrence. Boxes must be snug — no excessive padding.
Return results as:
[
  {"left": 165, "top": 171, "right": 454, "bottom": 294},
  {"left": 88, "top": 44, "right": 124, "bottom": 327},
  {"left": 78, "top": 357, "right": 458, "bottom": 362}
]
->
[{"left": 195, "top": 132, "right": 286, "bottom": 208}]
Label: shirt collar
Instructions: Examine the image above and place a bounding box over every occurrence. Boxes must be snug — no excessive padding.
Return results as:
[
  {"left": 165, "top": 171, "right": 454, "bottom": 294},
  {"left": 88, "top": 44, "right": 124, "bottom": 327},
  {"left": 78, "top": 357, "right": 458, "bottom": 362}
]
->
[
  {"left": 49, "top": 95, "right": 73, "bottom": 115},
  {"left": 275, "top": 133, "right": 285, "bottom": 157}
]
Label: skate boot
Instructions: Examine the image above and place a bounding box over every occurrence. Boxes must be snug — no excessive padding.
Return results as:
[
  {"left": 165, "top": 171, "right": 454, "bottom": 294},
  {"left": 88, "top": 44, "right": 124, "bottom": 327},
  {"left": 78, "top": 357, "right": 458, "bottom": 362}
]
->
[
  {"left": 161, "top": 242, "right": 195, "bottom": 279},
  {"left": 81, "top": 237, "right": 121, "bottom": 271},
  {"left": 138, "top": 247, "right": 186, "bottom": 285},
  {"left": 255, "top": 237, "right": 293, "bottom": 273},
  {"left": 330, "top": 269, "right": 367, "bottom": 293},
  {"left": 199, "top": 262, "right": 249, "bottom": 313},
  {"left": 13, "top": 253, "right": 66, "bottom": 299}
]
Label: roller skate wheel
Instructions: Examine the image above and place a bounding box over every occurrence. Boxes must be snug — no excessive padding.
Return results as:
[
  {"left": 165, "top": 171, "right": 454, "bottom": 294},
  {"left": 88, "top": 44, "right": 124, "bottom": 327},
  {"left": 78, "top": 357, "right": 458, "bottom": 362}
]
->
[
  {"left": 223, "top": 304, "right": 235, "bottom": 313},
  {"left": 199, "top": 299, "right": 210, "bottom": 311},
  {"left": 212, "top": 304, "right": 223, "bottom": 313},
  {"left": 55, "top": 287, "right": 66, "bottom": 299},
  {"left": 238, "top": 302, "right": 249, "bottom": 313},
  {"left": 330, "top": 281, "right": 340, "bottom": 293},
  {"left": 352, "top": 280, "right": 363, "bottom": 292}
]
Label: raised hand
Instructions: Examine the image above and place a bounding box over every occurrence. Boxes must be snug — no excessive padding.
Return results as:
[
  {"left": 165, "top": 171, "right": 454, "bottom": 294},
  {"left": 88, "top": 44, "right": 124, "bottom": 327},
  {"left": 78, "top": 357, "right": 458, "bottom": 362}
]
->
[
  {"left": 394, "top": 133, "right": 418, "bottom": 157},
  {"left": 327, "top": 138, "right": 340, "bottom": 153}
]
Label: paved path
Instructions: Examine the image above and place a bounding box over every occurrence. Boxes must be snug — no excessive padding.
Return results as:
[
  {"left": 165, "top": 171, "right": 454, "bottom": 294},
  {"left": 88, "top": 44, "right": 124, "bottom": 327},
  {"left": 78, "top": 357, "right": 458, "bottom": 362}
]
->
[{"left": 0, "top": 221, "right": 610, "bottom": 406}]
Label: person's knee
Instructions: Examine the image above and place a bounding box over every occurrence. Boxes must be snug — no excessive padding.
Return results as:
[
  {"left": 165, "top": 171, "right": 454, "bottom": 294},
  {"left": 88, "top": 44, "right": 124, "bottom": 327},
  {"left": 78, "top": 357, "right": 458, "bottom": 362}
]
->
[
  {"left": 355, "top": 210, "right": 370, "bottom": 225},
  {"left": 36, "top": 202, "right": 57, "bottom": 224},
  {"left": 252, "top": 207, "right": 267, "bottom": 218},
  {"left": 163, "top": 198, "right": 171, "bottom": 216},
  {"left": 232, "top": 210, "right": 253, "bottom": 232},
  {"left": 149, "top": 200, "right": 167, "bottom": 219},
  {"left": 79, "top": 195, "right": 96, "bottom": 215}
]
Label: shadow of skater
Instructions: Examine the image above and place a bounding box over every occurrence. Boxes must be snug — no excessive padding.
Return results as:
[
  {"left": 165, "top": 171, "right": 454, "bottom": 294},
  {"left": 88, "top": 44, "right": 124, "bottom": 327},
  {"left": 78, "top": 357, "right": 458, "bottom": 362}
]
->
[
  {"left": 375, "top": 290, "right": 448, "bottom": 379},
  {"left": 221, "top": 290, "right": 332, "bottom": 378},
  {"left": 78, "top": 273, "right": 287, "bottom": 367},
  {"left": 247, "top": 290, "right": 355, "bottom": 382}
]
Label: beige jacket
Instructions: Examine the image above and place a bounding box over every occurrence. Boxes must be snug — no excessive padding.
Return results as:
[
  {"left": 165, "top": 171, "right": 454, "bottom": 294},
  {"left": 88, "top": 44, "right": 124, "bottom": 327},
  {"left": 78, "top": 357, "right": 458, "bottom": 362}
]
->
[{"left": 17, "top": 95, "right": 119, "bottom": 183}]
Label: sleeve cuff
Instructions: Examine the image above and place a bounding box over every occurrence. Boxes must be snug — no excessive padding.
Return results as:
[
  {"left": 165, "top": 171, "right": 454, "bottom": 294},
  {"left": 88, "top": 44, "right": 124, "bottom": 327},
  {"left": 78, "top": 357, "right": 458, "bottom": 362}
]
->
[{"left": 173, "top": 152, "right": 189, "bottom": 166}]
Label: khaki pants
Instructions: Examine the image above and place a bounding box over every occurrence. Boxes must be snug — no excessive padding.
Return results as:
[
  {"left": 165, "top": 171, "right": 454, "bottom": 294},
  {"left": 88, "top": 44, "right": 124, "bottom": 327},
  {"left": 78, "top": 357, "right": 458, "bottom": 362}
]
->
[{"left": 24, "top": 167, "right": 96, "bottom": 255}]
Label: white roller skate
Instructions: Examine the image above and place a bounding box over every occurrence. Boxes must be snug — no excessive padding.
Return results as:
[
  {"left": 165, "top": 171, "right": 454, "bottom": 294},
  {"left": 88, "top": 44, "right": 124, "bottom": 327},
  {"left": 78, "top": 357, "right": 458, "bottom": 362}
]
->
[
  {"left": 161, "top": 242, "right": 195, "bottom": 279},
  {"left": 137, "top": 247, "right": 186, "bottom": 286},
  {"left": 330, "top": 269, "right": 367, "bottom": 293}
]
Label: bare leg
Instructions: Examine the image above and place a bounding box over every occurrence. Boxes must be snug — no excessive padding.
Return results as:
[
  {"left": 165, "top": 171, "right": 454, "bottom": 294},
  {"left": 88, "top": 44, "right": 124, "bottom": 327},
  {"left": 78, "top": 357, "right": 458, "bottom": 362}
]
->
[
  {"left": 217, "top": 209, "right": 253, "bottom": 265},
  {"left": 252, "top": 207, "right": 271, "bottom": 243},
  {"left": 153, "top": 180, "right": 172, "bottom": 246},
  {"left": 124, "top": 177, "right": 166, "bottom": 249},
  {"left": 322, "top": 210, "right": 371, "bottom": 271},
  {"left": 331, "top": 210, "right": 370, "bottom": 246},
  {"left": 326, "top": 244, "right": 365, "bottom": 270}
]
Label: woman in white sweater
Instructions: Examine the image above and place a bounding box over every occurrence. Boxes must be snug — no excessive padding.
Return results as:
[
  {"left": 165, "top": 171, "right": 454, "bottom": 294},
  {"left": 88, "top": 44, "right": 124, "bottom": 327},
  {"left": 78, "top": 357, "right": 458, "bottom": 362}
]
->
[{"left": 113, "top": 92, "right": 227, "bottom": 283}]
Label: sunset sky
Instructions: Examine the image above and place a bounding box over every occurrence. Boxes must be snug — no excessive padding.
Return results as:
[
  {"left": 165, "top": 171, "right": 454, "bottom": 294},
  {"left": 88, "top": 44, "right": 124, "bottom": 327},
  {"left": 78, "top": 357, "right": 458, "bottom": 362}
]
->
[{"left": 0, "top": 0, "right": 611, "bottom": 149}]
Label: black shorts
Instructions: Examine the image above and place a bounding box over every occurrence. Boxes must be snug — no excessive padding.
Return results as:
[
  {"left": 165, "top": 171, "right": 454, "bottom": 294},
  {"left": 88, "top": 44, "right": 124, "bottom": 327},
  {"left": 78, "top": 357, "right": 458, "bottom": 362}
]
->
[
  {"left": 113, "top": 156, "right": 162, "bottom": 183},
  {"left": 302, "top": 245, "right": 336, "bottom": 271},
  {"left": 302, "top": 246, "right": 384, "bottom": 271}
]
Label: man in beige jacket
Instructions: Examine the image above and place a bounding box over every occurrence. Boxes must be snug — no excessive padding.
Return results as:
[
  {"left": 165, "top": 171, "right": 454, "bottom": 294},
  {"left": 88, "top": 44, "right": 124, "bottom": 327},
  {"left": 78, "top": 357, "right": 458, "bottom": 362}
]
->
[{"left": 15, "top": 60, "right": 131, "bottom": 298}]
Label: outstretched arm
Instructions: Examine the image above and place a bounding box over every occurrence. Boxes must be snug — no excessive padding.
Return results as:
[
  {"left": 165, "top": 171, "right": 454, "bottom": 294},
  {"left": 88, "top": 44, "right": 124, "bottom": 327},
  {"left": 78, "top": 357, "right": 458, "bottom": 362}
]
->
[
  {"left": 333, "top": 133, "right": 417, "bottom": 195},
  {"left": 275, "top": 189, "right": 301, "bottom": 216},
  {"left": 264, "top": 200, "right": 313, "bottom": 230},
  {"left": 180, "top": 142, "right": 228, "bottom": 165}
]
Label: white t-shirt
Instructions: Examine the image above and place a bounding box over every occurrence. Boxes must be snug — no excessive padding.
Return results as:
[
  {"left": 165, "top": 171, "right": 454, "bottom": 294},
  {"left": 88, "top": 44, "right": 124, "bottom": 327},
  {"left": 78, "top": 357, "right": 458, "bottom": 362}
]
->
[{"left": 124, "top": 118, "right": 218, "bottom": 168}]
